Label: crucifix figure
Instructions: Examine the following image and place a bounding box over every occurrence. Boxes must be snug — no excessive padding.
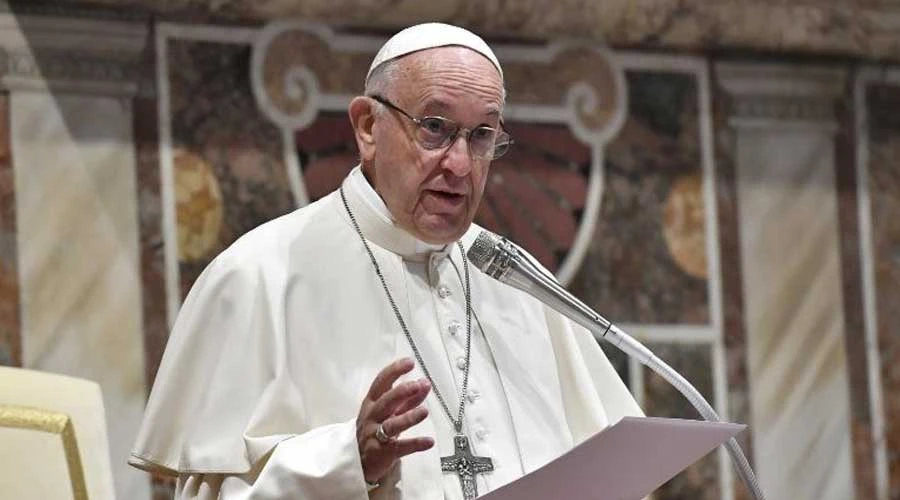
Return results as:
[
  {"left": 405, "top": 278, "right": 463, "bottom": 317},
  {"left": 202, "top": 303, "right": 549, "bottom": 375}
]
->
[{"left": 441, "top": 435, "right": 494, "bottom": 500}]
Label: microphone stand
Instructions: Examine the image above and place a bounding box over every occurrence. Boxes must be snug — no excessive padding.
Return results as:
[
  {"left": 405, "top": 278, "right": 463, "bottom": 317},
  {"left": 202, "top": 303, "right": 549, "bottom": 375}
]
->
[{"left": 476, "top": 237, "right": 768, "bottom": 500}]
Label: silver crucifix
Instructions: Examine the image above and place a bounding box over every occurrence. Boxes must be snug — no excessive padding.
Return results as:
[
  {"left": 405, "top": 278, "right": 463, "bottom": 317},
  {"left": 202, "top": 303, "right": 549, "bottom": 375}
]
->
[{"left": 441, "top": 434, "right": 494, "bottom": 500}]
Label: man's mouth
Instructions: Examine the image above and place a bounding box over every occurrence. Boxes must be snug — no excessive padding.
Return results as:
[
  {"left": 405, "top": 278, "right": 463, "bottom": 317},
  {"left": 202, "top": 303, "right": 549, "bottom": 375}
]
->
[{"left": 423, "top": 189, "right": 466, "bottom": 209}]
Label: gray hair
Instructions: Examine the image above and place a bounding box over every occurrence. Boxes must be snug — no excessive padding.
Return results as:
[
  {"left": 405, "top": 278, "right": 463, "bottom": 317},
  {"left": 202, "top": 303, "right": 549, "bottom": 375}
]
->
[{"left": 364, "top": 60, "right": 400, "bottom": 115}]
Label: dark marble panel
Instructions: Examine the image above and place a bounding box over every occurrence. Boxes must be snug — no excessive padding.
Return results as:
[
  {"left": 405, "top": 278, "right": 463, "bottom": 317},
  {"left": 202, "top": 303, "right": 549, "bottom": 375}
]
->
[
  {"left": 644, "top": 343, "right": 720, "bottom": 500},
  {"left": 710, "top": 80, "right": 753, "bottom": 500},
  {"left": 866, "top": 82, "right": 900, "bottom": 500},
  {"left": 568, "top": 71, "right": 710, "bottom": 325},
  {"left": 480, "top": 122, "right": 589, "bottom": 271},
  {"left": 0, "top": 94, "right": 18, "bottom": 367},
  {"left": 834, "top": 91, "right": 877, "bottom": 500},
  {"left": 168, "top": 40, "right": 296, "bottom": 298},
  {"left": 295, "top": 112, "right": 358, "bottom": 202},
  {"left": 134, "top": 96, "right": 168, "bottom": 390}
]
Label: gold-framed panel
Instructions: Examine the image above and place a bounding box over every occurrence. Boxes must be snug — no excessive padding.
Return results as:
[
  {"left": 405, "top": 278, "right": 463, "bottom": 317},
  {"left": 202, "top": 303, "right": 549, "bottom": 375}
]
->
[{"left": 0, "top": 404, "right": 88, "bottom": 500}]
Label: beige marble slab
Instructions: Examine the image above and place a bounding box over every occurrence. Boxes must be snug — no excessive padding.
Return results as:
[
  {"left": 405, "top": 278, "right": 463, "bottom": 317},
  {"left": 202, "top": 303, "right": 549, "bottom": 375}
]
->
[
  {"left": 11, "top": 91, "right": 150, "bottom": 500},
  {"left": 736, "top": 129, "right": 854, "bottom": 500}
]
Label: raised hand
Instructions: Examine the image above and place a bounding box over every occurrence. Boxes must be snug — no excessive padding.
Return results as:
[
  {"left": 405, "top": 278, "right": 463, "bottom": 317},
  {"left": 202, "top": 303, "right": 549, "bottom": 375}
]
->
[{"left": 357, "top": 358, "right": 435, "bottom": 484}]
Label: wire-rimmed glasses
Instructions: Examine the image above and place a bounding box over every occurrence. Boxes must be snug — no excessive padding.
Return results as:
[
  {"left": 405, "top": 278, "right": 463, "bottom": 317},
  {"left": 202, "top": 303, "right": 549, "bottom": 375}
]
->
[{"left": 369, "top": 94, "right": 512, "bottom": 160}]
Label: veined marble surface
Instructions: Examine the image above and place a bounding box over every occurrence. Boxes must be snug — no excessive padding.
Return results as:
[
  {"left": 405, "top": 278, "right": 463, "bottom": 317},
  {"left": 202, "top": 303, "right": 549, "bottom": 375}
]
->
[
  {"left": 0, "top": 95, "right": 19, "bottom": 368},
  {"left": 736, "top": 128, "right": 854, "bottom": 500},
  {"left": 866, "top": 82, "right": 900, "bottom": 500},
  {"left": 12, "top": 92, "right": 151, "bottom": 500},
  {"left": 167, "top": 39, "right": 295, "bottom": 297},
  {"left": 39, "top": 0, "right": 900, "bottom": 61}
]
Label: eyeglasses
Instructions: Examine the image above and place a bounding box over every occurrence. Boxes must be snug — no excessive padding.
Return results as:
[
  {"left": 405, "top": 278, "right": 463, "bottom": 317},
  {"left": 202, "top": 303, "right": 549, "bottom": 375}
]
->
[{"left": 369, "top": 95, "right": 512, "bottom": 160}]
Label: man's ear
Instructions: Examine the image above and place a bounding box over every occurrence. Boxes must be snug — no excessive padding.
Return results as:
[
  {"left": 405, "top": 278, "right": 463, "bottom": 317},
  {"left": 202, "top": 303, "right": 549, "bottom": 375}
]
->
[{"left": 349, "top": 96, "right": 376, "bottom": 162}]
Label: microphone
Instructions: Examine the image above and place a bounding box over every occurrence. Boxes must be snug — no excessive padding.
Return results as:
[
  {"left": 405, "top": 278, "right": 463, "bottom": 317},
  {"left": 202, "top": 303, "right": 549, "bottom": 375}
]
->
[
  {"left": 466, "top": 230, "right": 652, "bottom": 362},
  {"left": 466, "top": 230, "right": 767, "bottom": 500}
]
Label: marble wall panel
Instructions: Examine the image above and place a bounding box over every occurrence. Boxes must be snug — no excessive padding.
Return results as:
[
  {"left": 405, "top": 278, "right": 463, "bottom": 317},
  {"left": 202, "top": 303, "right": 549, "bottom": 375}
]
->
[
  {"left": 12, "top": 92, "right": 150, "bottom": 500},
  {"left": 480, "top": 122, "right": 590, "bottom": 272},
  {"left": 568, "top": 71, "right": 710, "bottom": 325},
  {"left": 168, "top": 40, "right": 296, "bottom": 298},
  {"left": 0, "top": 94, "right": 19, "bottom": 368},
  {"left": 644, "top": 343, "right": 719, "bottom": 500},
  {"left": 866, "top": 82, "right": 900, "bottom": 500},
  {"left": 736, "top": 128, "right": 854, "bottom": 500},
  {"left": 134, "top": 96, "right": 168, "bottom": 390},
  {"left": 295, "top": 111, "right": 358, "bottom": 202},
  {"left": 710, "top": 83, "right": 754, "bottom": 488},
  {"left": 834, "top": 92, "right": 877, "bottom": 500}
]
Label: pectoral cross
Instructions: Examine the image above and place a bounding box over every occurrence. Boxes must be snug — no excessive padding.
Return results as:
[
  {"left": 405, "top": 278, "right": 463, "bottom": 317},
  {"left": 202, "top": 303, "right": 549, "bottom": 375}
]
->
[{"left": 441, "top": 434, "right": 494, "bottom": 500}]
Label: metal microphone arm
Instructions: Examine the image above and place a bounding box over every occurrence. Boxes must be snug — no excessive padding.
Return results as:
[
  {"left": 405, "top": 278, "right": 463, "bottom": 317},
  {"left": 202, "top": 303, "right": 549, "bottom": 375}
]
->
[{"left": 468, "top": 233, "right": 767, "bottom": 500}]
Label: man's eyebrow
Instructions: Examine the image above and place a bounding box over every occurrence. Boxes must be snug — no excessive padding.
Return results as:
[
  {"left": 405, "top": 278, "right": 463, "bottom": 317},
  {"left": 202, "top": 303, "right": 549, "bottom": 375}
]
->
[{"left": 420, "top": 100, "right": 502, "bottom": 120}]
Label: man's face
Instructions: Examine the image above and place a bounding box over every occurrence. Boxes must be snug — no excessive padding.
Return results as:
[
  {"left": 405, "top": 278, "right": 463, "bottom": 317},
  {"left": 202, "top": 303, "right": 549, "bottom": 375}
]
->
[{"left": 363, "top": 47, "right": 505, "bottom": 244}]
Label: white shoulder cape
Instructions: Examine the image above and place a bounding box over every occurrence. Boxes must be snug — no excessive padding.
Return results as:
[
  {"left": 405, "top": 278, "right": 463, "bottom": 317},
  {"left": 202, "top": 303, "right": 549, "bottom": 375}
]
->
[{"left": 130, "top": 174, "right": 642, "bottom": 477}]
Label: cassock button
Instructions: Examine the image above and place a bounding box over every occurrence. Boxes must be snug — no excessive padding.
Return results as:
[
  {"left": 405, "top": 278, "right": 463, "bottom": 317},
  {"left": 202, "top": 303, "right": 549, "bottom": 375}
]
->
[
  {"left": 448, "top": 320, "right": 462, "bottom": 336},
  {"left": 467, "top": 389, "right": 481, "bottom": 403},
  {"left": 456, "top": 357, "right": 467, "bottom": 370},
  {"left": 438, "top": 285, "right": 452, "bottom": 298}
]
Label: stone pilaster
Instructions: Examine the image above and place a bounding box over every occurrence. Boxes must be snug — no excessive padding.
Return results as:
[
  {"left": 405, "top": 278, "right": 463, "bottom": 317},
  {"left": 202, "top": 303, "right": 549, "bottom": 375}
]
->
[
  {"left": 717, "top": 62, "right": 856, "bottom": 500},
  {"left": 0, "top": 11, "right": 152, "bottom": 500}
]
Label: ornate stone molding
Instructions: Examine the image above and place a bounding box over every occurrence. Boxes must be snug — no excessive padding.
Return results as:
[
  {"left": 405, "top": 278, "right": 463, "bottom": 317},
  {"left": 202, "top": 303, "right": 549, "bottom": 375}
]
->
[
  {"left": 716, "top": 63, "right": 846, "bottom": 131},
  {"left": 0, "top": 49, "right": 144, "bottom": 95},
  {"left": 0, "top": 13, "right": 149, "bottom": 95},
  {"left": 0, "top": 0, "right": 148, "bottom": 22},
  {"left": 250, "top": 21, "right": 334, "bottom": 131},
  {"left": 43, "top": 0, "right": 900, "bottom": 62},
  {"left": 731, "top": 96, "right": 836, "bottom": 124}
]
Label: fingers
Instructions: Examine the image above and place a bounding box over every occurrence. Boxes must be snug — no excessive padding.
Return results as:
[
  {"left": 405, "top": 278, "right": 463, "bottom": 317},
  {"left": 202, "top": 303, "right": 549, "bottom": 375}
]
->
[
  {"left": 391, "top": 436, "right": 435, "bottom": 458},
  {"left": 382, "top": 405, "right": 429, "bottom": 438},
  {"left": 366, "top": 358, "right": 415, "bottom": 401},
  {"left": 359, "top": 359, "right": 434, "bottom": 483},
  {"left": 371, "top": 378, "right": 430, "bottom": 421},
  {"left": 390, "top": 378, "right": 431, "bottom": 417}
]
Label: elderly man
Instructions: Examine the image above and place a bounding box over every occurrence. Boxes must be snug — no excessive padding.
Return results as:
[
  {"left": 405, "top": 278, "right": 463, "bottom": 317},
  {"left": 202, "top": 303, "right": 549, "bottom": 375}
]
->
[{"left": 131, "top": 23, "right": 641, "bottom": 499}]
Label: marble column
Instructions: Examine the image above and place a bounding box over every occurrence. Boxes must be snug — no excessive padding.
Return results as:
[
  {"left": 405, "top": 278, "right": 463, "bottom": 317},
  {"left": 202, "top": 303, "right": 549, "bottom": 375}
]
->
[
  {"left": 1, "top": 12, "right": 152, "bottom": 500},
  {"left": 716, "top": 63, "right": 855, "bottom": 500}
]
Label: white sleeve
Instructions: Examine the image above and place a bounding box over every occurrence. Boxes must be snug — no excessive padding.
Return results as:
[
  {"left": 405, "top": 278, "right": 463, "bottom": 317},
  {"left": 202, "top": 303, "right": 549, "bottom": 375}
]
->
[
  {"left": 544, "top": 306, "right": 644, "bottom": 445},
  {"left": 174, "top": 419, "right": 371, "bottom": 500}
]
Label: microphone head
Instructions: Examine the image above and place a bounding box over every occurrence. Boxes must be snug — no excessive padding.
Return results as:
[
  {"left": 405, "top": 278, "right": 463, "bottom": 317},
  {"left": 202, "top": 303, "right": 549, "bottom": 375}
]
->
[{"left": 466, "top": 230, "right": 501, "bottom": 271}]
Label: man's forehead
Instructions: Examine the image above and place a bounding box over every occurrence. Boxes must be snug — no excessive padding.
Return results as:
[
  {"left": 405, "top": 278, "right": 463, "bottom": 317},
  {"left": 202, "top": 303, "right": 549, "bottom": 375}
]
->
[
  {"left": 394, "top": 52, "right": 505, "bottom": 117},
  {"left": 366, "top": 23, "right": 503, "bottom": 85}
]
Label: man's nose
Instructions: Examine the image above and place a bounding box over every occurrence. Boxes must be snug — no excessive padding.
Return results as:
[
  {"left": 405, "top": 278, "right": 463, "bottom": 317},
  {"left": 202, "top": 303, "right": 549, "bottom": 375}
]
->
[{"left": 441, "top": 132, "right": 475, "bottom": 176}]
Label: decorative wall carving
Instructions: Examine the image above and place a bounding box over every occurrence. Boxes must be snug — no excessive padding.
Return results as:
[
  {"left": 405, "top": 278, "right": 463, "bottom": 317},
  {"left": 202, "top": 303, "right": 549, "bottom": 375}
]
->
[
  {"left": 251, "top": 22, "right": 335, "bottom": 130},
  {"left": 43, "top": 0, "right": 900, "bottom": 61},
  {"left": 731, "top": 96, "right": 835, "bottom": 124},
  {"left": 717, "top": 63, "right": 845, "bottom": 130},
  {"left": 0, "top": 13, "right": 148, "bottom": 95}
]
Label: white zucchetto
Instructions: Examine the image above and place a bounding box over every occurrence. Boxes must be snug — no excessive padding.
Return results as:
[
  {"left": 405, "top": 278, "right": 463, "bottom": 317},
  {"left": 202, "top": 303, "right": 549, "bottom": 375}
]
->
[{"left": 366, "top": 23, "right": 503, "bottom": 85}]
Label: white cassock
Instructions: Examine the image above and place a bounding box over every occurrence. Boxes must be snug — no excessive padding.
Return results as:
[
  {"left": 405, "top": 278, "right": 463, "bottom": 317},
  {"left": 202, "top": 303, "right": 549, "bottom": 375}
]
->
[{"left": 130, "top": 166, "right": 643, "bottom": 499}]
